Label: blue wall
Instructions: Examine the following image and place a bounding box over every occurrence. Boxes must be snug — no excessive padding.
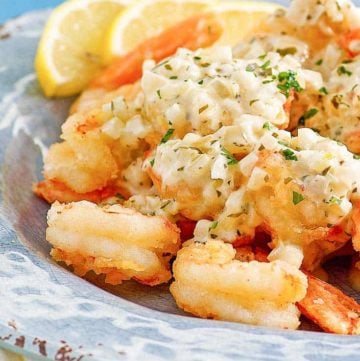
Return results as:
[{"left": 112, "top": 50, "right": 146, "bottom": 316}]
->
[{"left": 0, "top": 0, "right": 63, "bottom": 23}]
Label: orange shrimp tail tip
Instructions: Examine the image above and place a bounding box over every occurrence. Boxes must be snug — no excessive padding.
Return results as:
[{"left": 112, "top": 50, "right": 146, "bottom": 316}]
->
[
  {"left": 33, "top": 180, "right": 128, "bottom": 204},
  {"left": 339, "top": 28, "right": 360, "bottom": 57},
  {"left": 91, "top": 12, "right": 223, "bottom": 91},
  {"left": 298, "top": 273, "right": 360, "bottom": 335}
]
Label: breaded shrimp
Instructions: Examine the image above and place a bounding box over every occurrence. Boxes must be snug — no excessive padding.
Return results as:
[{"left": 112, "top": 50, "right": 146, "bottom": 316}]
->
[
  {"left": 47, "top": 201, "right": 180, "bottom": 285},
  {"left": 170, "top": 240, "right": 307, "bottom": 329}
]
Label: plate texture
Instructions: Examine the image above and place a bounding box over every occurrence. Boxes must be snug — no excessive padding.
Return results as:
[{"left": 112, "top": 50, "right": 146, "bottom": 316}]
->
[{"left": 1, "top": 4, "right": 360, "bottom": 361}]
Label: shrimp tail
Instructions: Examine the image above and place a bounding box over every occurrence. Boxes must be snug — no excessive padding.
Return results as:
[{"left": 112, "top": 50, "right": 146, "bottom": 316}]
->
[{"left": 91, "top": 13, "right": 223, "bottom": 90}]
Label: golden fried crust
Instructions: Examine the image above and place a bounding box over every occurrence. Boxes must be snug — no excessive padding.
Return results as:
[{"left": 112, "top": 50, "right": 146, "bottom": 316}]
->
[
  {"left": 47, "top": 201, "right": 180, "bottom": 286},
  {"left": 170, "top": 240, "right": 307, "bottom": 329}
]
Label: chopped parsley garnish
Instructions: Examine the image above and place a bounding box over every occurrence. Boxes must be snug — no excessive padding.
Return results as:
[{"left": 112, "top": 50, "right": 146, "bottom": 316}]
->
[
  {"left": 165, "top": 64, "right": 173, "bottom": 71},
  {"left": 277, "top": 70, "right": 303, "bottom": 97},
  {"left": 249, "top": 99, "right": 259, "bottom": 106},
  {"left": 337, "top": 65, "right": 352, "bottom": 76},
  {"left": 199, "top": 104, "right": 209, "bottom": 114},
  {"left": 221, "top": 148, "right": 238, "bottom": 165},
  {"left": 160, "top": 128, "right": 175, "bottom": 144},
  {"left": 170, "top": 76, "right": 178, "bottom": 80},
  {"left": 282, "top": 149, "right": 298, "bottom": 161},
  {"left": 209, "top": 221, "right": 219, "bottom": 230},
  {"left": 200, "top": 63, "right": 211, "bottom": 68},
  {"left": 293, "top": 191, "right": 305, "bottom": 205},
  {"left": 260, "top": 60, "right": 271, "bottom": 69},
  {"left": 198, "top": 79, "right": 204, "bottom": 85},
  {"left": 315, "top": 59, "right": 323, "bottom": 66},
  {"left": 298, "top": 108, "right": 319, "bottom": 126},
  {"left": 194, "top": 56, "right": 201, "bottom": 61},
  {"left": 328, "top": 196, "right": 341, "bottom": 205},
  {"left": 354, "top": 154, "right": 360, "bottom": 160},
  {"left": 150, "top": 159, "right": 155, "bottom": 167},
  {"left": 284, "top": 177, "right": 293, "bottom": 185},
  {"left": 319, "top": 86, "right": 328, "bottom": 95},
  {"left": 246, "top": 63, "right": 257, "bottom": 72},
  {"left": 276, "top": 47, "right": 297, "bottom": 56},
  {"left": 156, "top": 89, "right": 162, "bottom": 99},
  {"left": 263, "top": 121, "right": 272, "bottom": 130}
]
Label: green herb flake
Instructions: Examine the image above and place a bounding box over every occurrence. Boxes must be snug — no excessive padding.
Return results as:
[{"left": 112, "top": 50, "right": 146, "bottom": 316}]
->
[
  {"left": 337, "top": 65, "right": 352, "bottom": 76},
  {"left": 319, "top": 86, "right": 328, "bottom": 95},
  {"left": 260, "top": 60, "right": 271, "bottom": 69},
  {"left": 200, "top": 63, "right": 211, "bottom": 68},
  {"left": 170, "top": 76, "right": 178, "bottom": 80},
  {"left": 164, "top": 64, "right": 173, "bottom": 71},
  {"left": 277, "top": 70, "right": 303, "bottom": 97},
  {"left": 160, "top": 128, "right": 175, "bottom": 144},
  {"left": 354, "top": 154, "right": 360, "bottom": 160},
  {"left": 277, "top": 47, "right": 297, "bottom": 56},
  {"left": 282, "top": 148, "right": 298, "bottom": 161},
  {"left": 284, "top": 177, "right": 293, "bottom": 185},
  {"left": 221, "top": 148, "right": 238, "bottom": 165},
  {"left": 194, "top": 56, "right": 201, "bottom": 61},
  {"left": 328, "top": 196, "right": 341, "bottom": 205},
  {"left": 209, "top": 221, "right": 219, "bottom": 230},
  {"left": 263, "top": 121, "right": 272, "bottom": 130},
  {"left": 150, "top": 159, "right": 155, "bottom": 167},
  {"left": 315, "top": 59, "right": 323, "bottom": 66},
  {"left": 298, "top": 108, "right": 319, "bottom": 126},
  {"left": 293, "top": 191, "right": 305, "bottom": 205},
  {"left": 156, "top": 89, "right": 162, "bottom": 99},
  {"left": 199, "top": 104, "right": 209, "bottom": 114},
  {"left": 250, "top": 99, "right": 259, "bottom": 106},
  {"left": 246, "top": 63, "right": 257, "bottom": 72},
  {"left": 198, "top": 79, "right": 204, "bottom": 85}
]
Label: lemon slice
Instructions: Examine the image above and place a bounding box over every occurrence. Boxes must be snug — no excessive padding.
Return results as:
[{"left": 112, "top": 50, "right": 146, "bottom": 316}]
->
[
  {"left": 210, "top": 1, "right": 283, "bottom": 46},
  {"left": 104, "top": 0, "right": 215, "bottom": 62},
  {"left": 35, "top": 0, "right": 129, "bottom": 97}
]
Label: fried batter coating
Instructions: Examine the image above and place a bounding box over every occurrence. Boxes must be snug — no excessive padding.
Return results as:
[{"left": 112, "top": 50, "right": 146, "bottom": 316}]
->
[
  {"left": 47, "top": 201, "right": 180, "bottom": 285},
  {"left": 170, "top": 240, "right": 307, "bottom": 329}
]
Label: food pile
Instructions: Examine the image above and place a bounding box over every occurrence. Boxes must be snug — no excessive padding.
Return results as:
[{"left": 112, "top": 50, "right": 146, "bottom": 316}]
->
[{"left": 34, "top": 0, "right": 360, "bottom": 333}]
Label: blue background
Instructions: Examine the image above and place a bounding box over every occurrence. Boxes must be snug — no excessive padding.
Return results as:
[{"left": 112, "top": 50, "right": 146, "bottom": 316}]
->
[{"left": 0, "top": 0, "right": 63, "bottom": 23}]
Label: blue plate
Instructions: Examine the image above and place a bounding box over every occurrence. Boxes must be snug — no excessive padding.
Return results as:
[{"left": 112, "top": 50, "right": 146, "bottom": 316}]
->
[{"left": 1, "top": 4, "right": 360, "bottom": 361}]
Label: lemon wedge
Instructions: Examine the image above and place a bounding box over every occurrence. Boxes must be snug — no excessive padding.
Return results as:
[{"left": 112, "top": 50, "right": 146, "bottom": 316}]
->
[
  {"left": 104, "top": 0, "right": 215, "bottom": 62},
  {"left": 210, "top": 1, "right": 283, "bottom": 46},
  {"left": 35, "top": 0, "right": 129, "bottom": 97}
]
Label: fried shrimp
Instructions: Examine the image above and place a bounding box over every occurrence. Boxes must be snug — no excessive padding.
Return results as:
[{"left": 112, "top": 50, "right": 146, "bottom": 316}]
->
[
  {"left": 36, "top": 1, "right": 360, "bottom": 333},
  {"left": 47, "top": 201, "right": 180, "bottom": 285},
  {"left": 91, "top": 13, "right": 223, "bottom": 91},
  {"left": 170, "top": 240, "right": 307, "bottom": 329}
]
